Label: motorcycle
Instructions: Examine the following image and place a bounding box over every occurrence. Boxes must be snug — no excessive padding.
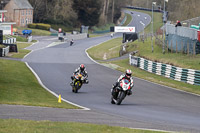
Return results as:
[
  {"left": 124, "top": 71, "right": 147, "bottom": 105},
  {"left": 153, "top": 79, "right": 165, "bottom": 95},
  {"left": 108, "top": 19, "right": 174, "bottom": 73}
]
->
[
  {"left": 71, "top": 73, "right": 85, "bottom": 93},
  {"left": 111, "top": 79, "right": 131, "bottom": 105},
  {"left": 70, "top": 40, "right": 74, "bottom": 46}
]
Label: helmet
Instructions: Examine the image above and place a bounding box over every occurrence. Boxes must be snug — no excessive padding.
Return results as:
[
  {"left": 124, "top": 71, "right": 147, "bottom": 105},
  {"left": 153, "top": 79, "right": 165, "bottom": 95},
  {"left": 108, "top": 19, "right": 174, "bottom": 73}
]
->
[
  {"left": 80, "top": 64, "right": 85, "bottom": 71},
  {"left": 125, "top": 69, "right": 132, "bottom": 78}
]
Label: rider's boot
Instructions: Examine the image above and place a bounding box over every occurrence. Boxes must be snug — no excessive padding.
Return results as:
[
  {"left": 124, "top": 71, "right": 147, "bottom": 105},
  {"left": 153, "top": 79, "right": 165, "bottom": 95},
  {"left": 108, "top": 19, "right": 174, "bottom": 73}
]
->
[
  {"left": 127, "top": 89, "right": 132, "bottom": 96},
  {"left": 85, "top": 79, "right": 89, "bottom": 84},
  {"left": 70, "top": 80, "right": 74, "bottom": 86}
]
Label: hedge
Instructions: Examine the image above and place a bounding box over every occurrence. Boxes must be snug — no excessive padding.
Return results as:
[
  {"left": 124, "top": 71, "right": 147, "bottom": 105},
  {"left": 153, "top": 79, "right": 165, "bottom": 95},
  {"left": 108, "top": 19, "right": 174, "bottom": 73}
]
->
[{"left": 28, "top": 23, "right": 51, "bottom": 31}]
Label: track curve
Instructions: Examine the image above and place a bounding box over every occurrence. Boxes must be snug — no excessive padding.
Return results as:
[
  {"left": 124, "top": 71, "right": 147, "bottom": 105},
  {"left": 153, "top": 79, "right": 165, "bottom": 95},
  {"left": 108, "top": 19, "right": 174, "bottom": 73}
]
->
[{"left": 3, "top": 11, "right": 200, "bottom": 133}]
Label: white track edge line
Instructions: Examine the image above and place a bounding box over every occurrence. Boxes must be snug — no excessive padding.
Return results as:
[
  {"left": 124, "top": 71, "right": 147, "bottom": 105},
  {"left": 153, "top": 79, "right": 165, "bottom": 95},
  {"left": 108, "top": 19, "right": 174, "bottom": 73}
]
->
[
  {"left": 23, "top": 40, "right": 90, "bottom": 111},
  {"left": 25, "top": 62, "right": 90, "bottom": 110},
  {"left": 84, "top": 37, "right": 197, "bottom": 133},
  {"left": 85, "top": 40, "right": 200, "bottom": 98}
]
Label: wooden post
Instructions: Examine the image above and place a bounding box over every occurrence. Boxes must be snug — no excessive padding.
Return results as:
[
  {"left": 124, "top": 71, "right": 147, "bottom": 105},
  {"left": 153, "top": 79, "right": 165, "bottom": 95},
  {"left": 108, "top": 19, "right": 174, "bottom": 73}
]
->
[{"left": 176, "top": 41, "right": 177, "bottom": 53}]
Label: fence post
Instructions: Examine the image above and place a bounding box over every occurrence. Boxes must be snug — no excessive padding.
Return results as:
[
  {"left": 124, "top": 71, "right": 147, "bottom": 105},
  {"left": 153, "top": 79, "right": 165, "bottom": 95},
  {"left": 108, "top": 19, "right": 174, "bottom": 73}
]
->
[
  {"left": 176, "top": 40, "right": 178, "bottom": 53},
  {"left": 187, "top": 42, "right": 189, "bottom": 55},
  {"left": 167, "top": 40, "right": 169, "bottom": 53},
  {"left": 181, "top": 41, "right": 183, "bottom": 54},
  {"left": 171, "top": 41, "right": 173, "bottom": 53},
  {"left": 193, "top": 43, "right": 196, "bottom": 56}
]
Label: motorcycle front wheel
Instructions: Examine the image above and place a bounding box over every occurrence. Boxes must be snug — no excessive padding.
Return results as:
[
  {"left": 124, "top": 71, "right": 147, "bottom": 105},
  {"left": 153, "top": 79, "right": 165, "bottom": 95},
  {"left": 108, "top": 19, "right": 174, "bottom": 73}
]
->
[{"left": 116, "top": 91, "right": 126, "bottom": 105}]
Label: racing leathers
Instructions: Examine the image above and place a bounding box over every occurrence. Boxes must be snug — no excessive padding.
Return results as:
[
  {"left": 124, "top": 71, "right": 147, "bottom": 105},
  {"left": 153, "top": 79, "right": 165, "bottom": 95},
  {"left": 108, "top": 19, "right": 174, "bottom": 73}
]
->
[
  {"left": 112, "top": 74, "right": 134, "bottom": 95},
  {"left": 70, "top": 68, "right": 89, "bottom": 86}
]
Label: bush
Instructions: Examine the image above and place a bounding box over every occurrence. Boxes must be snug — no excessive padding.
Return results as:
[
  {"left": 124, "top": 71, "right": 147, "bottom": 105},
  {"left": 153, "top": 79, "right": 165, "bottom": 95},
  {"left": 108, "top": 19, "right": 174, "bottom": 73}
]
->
[
  {"left": 28, "top": 23, "right": 37, "bottom": 29},
  {"left": 28, "top": 23, "right": 51, "bottom": 31}
]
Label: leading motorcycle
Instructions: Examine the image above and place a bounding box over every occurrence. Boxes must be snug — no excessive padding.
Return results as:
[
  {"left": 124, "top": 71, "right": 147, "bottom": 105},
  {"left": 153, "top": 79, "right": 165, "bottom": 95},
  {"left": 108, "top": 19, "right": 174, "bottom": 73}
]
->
[
  {"left": 111, "top": 79, "right": 131, "bottom": 105},
  {"left": 71, "top": 73, "right": 86, "bottom": 93}
]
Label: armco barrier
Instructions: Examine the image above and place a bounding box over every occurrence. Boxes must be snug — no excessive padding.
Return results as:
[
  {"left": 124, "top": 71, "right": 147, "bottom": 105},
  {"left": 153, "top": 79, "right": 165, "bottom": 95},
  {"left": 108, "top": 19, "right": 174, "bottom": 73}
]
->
[{"left": 129, "top": 54, "right": 200, "bottom": 85}]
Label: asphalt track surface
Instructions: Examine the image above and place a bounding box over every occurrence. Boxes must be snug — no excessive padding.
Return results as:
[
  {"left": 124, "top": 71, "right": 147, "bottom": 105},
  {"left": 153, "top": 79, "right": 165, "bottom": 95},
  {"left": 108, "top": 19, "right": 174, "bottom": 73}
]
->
[{"left": 1, "top": 11, "right": 200, "bottom": 133}]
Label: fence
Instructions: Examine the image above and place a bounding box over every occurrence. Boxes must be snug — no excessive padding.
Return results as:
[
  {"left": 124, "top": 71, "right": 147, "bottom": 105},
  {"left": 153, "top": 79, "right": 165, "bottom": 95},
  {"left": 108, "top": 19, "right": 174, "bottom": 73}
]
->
[
  {"left": 166, "top": 24, "right": 198, "bottom": 40},
  {"left": 129, "top": 54, "right": 200, "bottom": 86}
]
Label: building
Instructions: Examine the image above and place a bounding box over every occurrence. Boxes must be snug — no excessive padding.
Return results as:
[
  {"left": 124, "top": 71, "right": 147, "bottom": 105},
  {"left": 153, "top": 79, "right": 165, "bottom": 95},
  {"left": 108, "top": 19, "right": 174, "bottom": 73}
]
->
[
  {"left": 3, "top": 0, "right": 33, "bottom": 27},
  {"left": 0, "top": 10, "right": 16, "bottom": 35}
]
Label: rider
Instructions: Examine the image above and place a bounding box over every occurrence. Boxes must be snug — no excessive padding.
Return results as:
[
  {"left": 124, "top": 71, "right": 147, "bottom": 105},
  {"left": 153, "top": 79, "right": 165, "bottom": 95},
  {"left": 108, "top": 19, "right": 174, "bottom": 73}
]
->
[
  {"left": 70, "top": 64, "right": 89, "bottom": 86},
  {"left": 112, "top": 69, "right": 134, "bottom": 95}
]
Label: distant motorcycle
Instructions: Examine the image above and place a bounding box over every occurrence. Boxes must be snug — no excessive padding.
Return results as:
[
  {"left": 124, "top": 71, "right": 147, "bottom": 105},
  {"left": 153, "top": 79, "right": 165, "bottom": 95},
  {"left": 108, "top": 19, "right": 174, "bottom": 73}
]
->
[
  {"left": 70, "top": 39, "right": 74, "bottom": 46},
  {"left": 111, "top": 79, "right": 131, "bottom": 105},
  {"left": 71, "top": 73, "right": 86, "bottom": 93}
]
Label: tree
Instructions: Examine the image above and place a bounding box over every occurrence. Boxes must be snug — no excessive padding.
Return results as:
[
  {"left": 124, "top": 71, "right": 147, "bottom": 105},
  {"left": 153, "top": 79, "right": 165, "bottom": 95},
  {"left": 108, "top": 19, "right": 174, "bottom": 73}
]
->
[
  {"left": 28, "top": 0, "right": 77, "bottom": 27},
  {"left": 73, "top": 0, "right": 102, "bottom": 26}
]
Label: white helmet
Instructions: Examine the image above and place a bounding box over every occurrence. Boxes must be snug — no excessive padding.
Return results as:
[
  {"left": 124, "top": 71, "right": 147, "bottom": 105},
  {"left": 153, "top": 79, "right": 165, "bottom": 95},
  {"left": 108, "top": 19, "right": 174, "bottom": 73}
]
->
[{"left": 125, "top": 69, "right": 132, "bottom": 78}]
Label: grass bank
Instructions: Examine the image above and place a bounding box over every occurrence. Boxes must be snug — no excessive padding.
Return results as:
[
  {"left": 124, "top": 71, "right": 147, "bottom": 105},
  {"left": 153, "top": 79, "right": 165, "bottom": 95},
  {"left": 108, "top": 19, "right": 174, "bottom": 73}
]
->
[
  {"left": 14, "top": 26, "right": 51, "bottom": 36},
  {"left": 127, "top": 9, "right": 163, "bottom": 33},
  {"left": 122, "top": 13, "right": 132, "bottom": 26},
  {"left": 87, "top": 37, "right": 200, "bottom": 95},
  {"left": 10, "top": 42, "right": 32, "bottom": 58},
  {"left": 0, "top": 59, "right": 78, "bottom": 109},
  {"left": 0, "top": 39, "right": 79, "bottom": 109},
  {"left": 0, "top": 119, "right": 167, "bottom": 133},
  {"left": 87, "top": 37, "right": 122, "bottom": 60},
  {"left": 103, "top": 59, "right": 200, "bottom": 95}
]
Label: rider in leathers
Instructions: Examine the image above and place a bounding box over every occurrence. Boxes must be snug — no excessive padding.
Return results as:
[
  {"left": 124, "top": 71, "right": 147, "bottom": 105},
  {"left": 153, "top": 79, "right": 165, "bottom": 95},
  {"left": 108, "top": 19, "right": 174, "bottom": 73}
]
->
[
  {"left": 70, "top": 64, "right": 89, "bottom": 86},
  {"left": 112, "top": 69, "right": 134, "bottom": 95}
]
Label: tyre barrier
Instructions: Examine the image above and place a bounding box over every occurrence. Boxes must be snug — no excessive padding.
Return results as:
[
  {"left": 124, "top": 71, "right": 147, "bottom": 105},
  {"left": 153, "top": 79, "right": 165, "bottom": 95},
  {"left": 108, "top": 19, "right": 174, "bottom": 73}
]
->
[
  {"left": 129, "top": 54, "right": 200, "bottom": 86},
  {"left": 0, "top": 46, "right": 9, "bottom": 57},
  {"left": 3, "top": 43, "right": 18, "bottom": 52}
]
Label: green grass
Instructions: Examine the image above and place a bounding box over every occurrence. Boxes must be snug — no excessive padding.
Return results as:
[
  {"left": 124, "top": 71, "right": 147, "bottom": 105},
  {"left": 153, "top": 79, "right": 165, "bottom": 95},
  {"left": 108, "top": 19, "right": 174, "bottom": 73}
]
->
[
  {"left": 0, "top": 44, "right": 6, "bottom": 48},
  {"left": 51, "top": 24, "right": 73, "bottom": 32},
  {"left": 92, "top": 23, "right": 115, "bottom": 32},
  {"left": 14, "top": 35, "right": 28, "bottom": 42},
  {"left": 0, "top": 119, "right": 167, "bottom": 133},
  {"left": 87, "top": 37, "right": 122, "bottom": 60},
  {"left": 87, "top": 37, "right": 200, "bottom": 95},
  {"left": 14, "top": 26, "right": 51, "bottom": 36},
  {"left": 126, "top": 38, "right": 200, "bottom": 70},
  {"left": 10, "top": 42, "right": 32, "bottom": 58},
  {"left": 127, "top": 8, "right": 163, "bottom": 33},
  {"left": 0, "top": 39, "right": 78, "bottom": 109},
  {"left": 0, "top": 59, "right": 78, "bottom": 109},
  {"left": 122, "top": 13, "right": 132, "bottom": 26},
  {"left": 103, "top": 58, "right": 200, "bottom": 95}
]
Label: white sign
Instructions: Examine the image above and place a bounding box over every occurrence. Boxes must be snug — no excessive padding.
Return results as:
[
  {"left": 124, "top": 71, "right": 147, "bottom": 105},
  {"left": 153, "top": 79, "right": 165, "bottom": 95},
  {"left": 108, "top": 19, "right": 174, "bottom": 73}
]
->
[{"left": 114, "top": 26, "right": 135, "bottom": 33}]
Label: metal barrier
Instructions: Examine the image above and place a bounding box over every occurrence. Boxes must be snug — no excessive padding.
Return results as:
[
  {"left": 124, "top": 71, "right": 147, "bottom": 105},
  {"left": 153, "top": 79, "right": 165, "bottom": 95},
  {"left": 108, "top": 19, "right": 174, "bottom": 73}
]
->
[{"left": 129, "top": 54, "right": 200, "bottom": 86}]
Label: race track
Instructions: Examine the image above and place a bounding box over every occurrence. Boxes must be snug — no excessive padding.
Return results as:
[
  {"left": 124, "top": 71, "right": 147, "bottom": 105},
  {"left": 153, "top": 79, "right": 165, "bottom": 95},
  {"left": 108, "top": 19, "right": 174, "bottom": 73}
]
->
[{"left": 1, "top": 11, "right": 200, "bottom": 133}]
